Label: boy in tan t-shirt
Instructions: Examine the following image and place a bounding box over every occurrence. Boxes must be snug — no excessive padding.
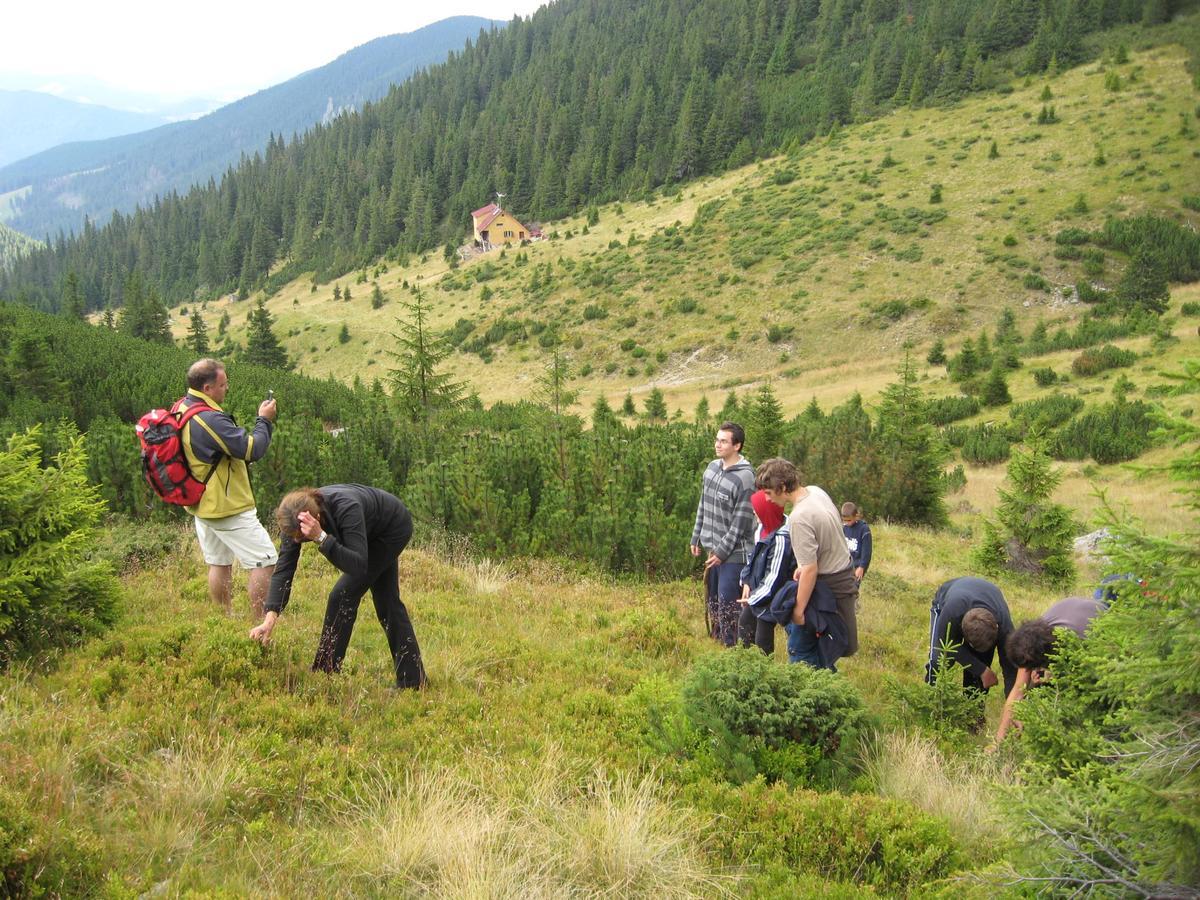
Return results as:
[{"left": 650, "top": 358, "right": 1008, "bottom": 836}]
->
[{"left": 756, "top": 457, "right": 860, "bottom": 657}]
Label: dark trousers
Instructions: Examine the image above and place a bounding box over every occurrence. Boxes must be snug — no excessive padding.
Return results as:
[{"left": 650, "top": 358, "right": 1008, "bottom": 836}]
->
[
  {"left": 706, "top": 561, "right": 742, "bottom": 647},
  {"left": 312, "top": 510, "right": 425, "bottom": 688},
  {"left": 738, "top": 604, "right": 776, "bottom": 655}
]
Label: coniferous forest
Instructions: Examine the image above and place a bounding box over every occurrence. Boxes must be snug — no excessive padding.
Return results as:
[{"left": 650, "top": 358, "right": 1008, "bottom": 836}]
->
[{"left": 0, "top": 0, "right": 1174, "bottom": 312}]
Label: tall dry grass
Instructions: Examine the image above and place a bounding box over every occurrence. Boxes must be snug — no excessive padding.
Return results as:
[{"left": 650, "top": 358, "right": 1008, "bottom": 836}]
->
[
  {"left": 328, "top": 756, "right": 728, "bottom": 898},
  {"left": 864, "top": 730, "right": 1010, "bottom": 852}
]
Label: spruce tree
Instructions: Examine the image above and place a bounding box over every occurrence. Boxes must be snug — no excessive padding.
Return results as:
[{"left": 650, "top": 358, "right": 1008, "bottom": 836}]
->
[
  {"left": 622, "top": 392, "right": 636, "bottom": 416},
  {"left": 387, "top": 290, "right": 464, "bottom": 430},
  {"left": 875, "top": 356, "right": 949, "bottom": 527},
  {"left": 980, "top": 363, "right": 1012, "bottom": 407},
  {"left": 61, "top": 271, "right": 85, "bottom": 320},
  {"left": 745, "top": 384, "right": 785, "bottom": 460},
  {"left": 718, "top": 390, "right": 740, "bottom": 423},
  {"left": 973, "top": 436, "right": 1074, "bottom": 584},
  {"left": 694, "top": 394, "right": 711, "bottom": 425},
  {"left": 927, "top": 339, "right": 947, "bottom": 366},
  {"left": 592, "top": 394, "right": 618, "bottom": 429},
  {"left": 187, "top": 309, "right": 210, "bottom": 356},
  {"left": 1116, "top": 247, "right": 1171, "bottom": 315},
  {"left": 644, "top": 388, "right": 668, "bottom": 421},
  {"left": 243, "top": 299, "right": 290, "bottom": 369}
]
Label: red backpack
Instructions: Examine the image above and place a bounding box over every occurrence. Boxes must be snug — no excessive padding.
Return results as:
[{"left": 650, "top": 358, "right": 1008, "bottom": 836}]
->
[{"left": 136, "top": 398, "right": 213, "bottom": 506}]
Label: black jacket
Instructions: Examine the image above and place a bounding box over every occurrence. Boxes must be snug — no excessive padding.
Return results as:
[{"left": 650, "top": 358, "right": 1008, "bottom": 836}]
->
[
  {"left": 763, "top": 578, "right": 848, "bottom": 670},
  {"left": 265, "top": 485, "right": 409, "bottom": 614},
  {"left": 928, "top": 577, "right": 1017, "bottom": 695}
]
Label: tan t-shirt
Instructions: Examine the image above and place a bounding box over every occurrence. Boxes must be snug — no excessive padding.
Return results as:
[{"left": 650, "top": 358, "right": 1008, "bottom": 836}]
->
[{"left": 789, "top": 485, "right": 853, "bottom": 574}]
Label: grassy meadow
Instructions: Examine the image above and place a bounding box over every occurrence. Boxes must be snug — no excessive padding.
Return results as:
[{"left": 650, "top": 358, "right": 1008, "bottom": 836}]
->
[{"left": 3, "top": 508, "right": 1090, "bottom": 896}]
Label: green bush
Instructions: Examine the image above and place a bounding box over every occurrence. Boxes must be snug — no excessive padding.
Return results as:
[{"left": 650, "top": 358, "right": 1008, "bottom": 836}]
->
[
  {"left": 1071, "top": 344, "right": 1138, "bottom": 377},
  {"left": 1008, "top": 393, "right": 1083, "bottom": 436},
  {"left": 1055, "top": 227, "right": 1091, "bottom": 246},
  {"left": 683, "top": 778, "right": 965, "bottom": 895},
  {"left": 1180, "top": 301, "right": 1200, "bottom": 316},
  {"left": 927, "top": 395, "right": 980, "bottom": 426},
  {"left": 677, "top": 649, "right": 870, "bottom": 788},
  {"left": 1052, "top": 399, "right": 1157, "bottom": 464},
  {"left": 0, "top": 784, "right": 105, "bottom": 898},
  {"left": 957, "top": 424, "right": 1012, "bottom": 465},
  {"left": 0, "top": 427, "right": 120, "bottom": 664},
  {"left": 1031, "top": 366, "right": 1059, "bottom": 386},
  {"left": 886, "top": 651, "right": 986, "bottom": 745}
]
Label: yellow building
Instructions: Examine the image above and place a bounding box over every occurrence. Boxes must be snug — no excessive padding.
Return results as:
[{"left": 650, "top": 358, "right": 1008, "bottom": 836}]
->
[{"left": 471, "top": 202, "right": 534, "bottom": 249}]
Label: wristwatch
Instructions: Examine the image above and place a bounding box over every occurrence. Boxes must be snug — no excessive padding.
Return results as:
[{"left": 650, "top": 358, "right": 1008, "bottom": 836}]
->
[{"left": 317, "top": 530, "right": 328, "bottom": 545}]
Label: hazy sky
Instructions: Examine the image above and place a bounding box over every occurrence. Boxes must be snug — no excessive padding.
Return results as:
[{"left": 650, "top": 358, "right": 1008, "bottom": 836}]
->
[{"left": 5, "top": 1, "right": 547, "bottom": 105}]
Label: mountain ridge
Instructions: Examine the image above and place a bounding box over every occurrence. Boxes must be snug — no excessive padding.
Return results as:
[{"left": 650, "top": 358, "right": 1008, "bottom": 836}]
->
[{"left": 0, "top": 15, "right": 503, "bottom": 238}]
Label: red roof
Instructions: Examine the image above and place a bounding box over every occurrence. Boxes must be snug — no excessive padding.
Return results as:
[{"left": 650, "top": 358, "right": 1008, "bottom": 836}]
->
[
  {"left": 475, "top": 207, "right": 503, "bottom": 233},
  {"left": 472, "top": 202, "right": 499, "bottom": 220}
]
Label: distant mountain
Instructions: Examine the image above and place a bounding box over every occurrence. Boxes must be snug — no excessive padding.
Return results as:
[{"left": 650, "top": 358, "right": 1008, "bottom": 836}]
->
[
  {"left": 0, "top": 91, "right": 170, "bottom": 169},
  {"left": 0, "top": 15, "right": 502, "bottom": 238}
]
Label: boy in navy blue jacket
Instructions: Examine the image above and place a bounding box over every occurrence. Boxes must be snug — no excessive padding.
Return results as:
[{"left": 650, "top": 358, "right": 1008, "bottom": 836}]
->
[
  {"left": 841, "top": 502, "right": 872, "bottom": 585},
  {"left": 737, "top": 490, "right": 796, "bottom": 654}
]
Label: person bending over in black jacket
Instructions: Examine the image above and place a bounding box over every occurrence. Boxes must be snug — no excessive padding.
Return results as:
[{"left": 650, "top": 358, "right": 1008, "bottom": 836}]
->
[{"left": 249, "top": 484, "right": 426, "bottom": 689}]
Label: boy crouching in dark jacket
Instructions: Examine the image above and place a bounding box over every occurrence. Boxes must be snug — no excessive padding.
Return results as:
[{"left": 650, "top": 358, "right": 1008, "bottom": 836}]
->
[{"left": 738, "top": 490, "right": 797, "bottom": 654}]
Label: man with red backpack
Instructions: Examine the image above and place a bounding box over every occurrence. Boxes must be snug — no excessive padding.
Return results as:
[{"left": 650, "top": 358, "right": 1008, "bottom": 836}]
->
[{"left": 179, "top": 358, "right": 278, "bottom": 617}]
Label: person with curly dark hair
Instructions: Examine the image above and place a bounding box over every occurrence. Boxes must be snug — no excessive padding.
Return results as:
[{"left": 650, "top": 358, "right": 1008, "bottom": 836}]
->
[
  {"left": 249, "top": 484, "right": 426, "bottom": 690},
  {"left": 991, "top": 595, "right": 1108, "bottom": 747}
]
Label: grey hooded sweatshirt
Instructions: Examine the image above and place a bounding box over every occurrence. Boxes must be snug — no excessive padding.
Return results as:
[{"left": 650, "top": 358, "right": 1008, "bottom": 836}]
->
[{"left": 691, "top": 456, "right": 757, "bottom": 565}]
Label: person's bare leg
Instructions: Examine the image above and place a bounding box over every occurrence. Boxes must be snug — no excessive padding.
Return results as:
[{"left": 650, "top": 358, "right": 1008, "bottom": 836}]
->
[
  {"left": 247, "top": 565, "right": 274, "bottom": 620},
  {"left": 209, "top": 564, "right": 233, "bottom": 613}
]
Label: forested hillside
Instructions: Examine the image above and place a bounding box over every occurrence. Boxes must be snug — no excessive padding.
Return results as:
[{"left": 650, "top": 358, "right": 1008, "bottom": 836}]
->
[
  {"left": 0, "top": 16, "right": 500, "bottom": 241},
  {"left": 0, "top": 222, "right": 40, "bottom": 268},
  {"left": 2, "top": 0, "right": 1179, "bottom": 312}
]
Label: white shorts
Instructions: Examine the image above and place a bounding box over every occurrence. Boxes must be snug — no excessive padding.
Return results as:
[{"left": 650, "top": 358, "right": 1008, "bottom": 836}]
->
[{"left": 194, "top": 509, "right": 279, "bottom": 568}]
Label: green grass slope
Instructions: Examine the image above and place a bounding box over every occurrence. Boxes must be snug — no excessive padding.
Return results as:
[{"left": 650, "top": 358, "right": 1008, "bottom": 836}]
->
[
  {"left": 3, "top": 513, "right": 1084, "bottom": 896},
  {"left": 191, "top": 36, "right": 1198, "bottom": 417}
]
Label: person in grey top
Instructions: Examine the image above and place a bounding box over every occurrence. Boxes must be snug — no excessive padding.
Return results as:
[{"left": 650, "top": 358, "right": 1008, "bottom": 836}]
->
[
  {"left": 991, "top": 595, "right": 1108, "bottom": 747},
  {"left": 690, "top": 421, "right": 757, "bottom": 646}
]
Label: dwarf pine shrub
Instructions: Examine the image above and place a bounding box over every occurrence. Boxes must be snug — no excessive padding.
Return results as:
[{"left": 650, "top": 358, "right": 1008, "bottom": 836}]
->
[
  {"left": 0, "top": 427, "right": 119, "bottom": 664},
  {"left": 678, "top": 649, "right": 870, "bottom": 788}
]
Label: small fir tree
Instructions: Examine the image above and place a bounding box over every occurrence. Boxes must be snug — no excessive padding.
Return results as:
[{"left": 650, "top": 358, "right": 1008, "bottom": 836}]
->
[
  {"left": 338, "top": 323, "right": 351, "bottom": 344},
  {"left": 643, "top": 388, "right": 668, "bottom": 422},
  {"left": 622, "top": 392, "right": 637, "bottom": 417},
  {"left": 980, "top": 363, "right": 1012, "bottom": 407},
  {"left": 371, "top": 283, "right": 386, "bottom": 309},
  {"left": 387, "top": 289, "right": 464, "bottom": 431},
  {"left": 243, "top": 299, "right": 290, "bottom": 369},
  {"left": 187, "top": 309, "right": 210, "bottom": 355},
  {"left": 973, "top": 435, "right": 1074, "bottom": 584},
  {"left": 61, "top": 271, "right": 85, "bottom": 320},
  {"left": 745, "top": 384, "right": 785, "bottom": 460},
  {"left": 927, "top": 339, "right": 947, "bottom": 366},
  {"left": 1116, "top": 247, "right": 1171, "bottom": 315}
]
